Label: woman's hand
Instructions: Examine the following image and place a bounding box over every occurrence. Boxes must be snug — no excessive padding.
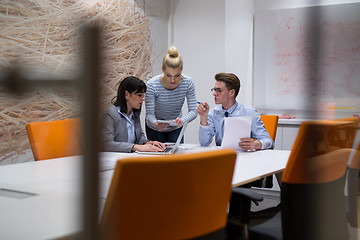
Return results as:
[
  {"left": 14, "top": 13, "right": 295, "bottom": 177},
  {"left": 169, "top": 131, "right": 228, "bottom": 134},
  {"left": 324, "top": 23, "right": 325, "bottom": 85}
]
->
[
  {"left": 132, "top": 143, "right": 165, "bottom": 152},
  {"left": 146, "top": 141, "right": 166, "bottom": 151},
  {"left": 155, "top": 121, "right": 169, "bottom": 131},
  {"left": 174, "top": 117, "right": 183, "bottom": 127}
]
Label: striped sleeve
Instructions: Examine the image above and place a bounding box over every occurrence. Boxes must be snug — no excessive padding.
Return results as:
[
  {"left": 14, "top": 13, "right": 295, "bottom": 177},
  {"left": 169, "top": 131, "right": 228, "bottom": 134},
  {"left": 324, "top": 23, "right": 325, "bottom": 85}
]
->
[
  {"left": 145, "top": 76, "right": 159, "bottom": 129},
  {"left": 182, "top": 77, "right": 198, "bottom": 123}
]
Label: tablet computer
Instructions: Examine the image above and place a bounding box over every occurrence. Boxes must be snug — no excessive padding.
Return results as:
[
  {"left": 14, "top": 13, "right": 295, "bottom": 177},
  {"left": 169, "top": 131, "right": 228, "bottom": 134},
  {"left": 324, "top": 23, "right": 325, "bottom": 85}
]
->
[{"left": 157, "top": 120, "right": 177, "bottom": 126}]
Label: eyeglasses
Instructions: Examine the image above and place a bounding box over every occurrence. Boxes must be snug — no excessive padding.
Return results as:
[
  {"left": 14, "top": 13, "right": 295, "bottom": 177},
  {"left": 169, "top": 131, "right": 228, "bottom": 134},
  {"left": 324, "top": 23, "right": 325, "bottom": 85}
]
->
[{"left": 211, "top": 88, "right": 223, "bottom": 93}]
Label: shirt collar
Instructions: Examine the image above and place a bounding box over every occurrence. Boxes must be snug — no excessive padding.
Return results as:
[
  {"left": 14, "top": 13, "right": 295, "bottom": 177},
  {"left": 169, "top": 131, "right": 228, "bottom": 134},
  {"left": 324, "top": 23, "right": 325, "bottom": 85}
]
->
[
  {"left": 222, "top": 101, "right": 238, "bottom": 116},
  {"left": 117, "top": 107, "right": 134, "bottom": 121}
]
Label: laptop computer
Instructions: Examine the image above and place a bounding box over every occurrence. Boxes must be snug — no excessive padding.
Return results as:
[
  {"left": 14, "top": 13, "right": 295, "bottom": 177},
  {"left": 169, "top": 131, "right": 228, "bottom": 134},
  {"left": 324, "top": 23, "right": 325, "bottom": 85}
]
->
[{"left": 137, "top": 122, "right": 188, "bottom": 155}]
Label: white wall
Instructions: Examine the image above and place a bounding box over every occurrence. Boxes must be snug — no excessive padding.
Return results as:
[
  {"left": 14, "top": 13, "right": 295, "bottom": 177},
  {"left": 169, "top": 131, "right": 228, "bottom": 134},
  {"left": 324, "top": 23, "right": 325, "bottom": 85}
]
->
[
  {"left": 137, "top": 0, "right": 169, "bottom": 131},
  {"left": 167, "top": 0, "right": 360, "bottom": 144},
  {"left": 134, "top": 0, "right": 170, "bottom": 76},
  {"left": 172, "top": 0, "right": 226, "bottom": 143},
  {"left": 171, "top": 0, "right": 254, "bottom": 144},
  {"left": 225, "top": 0, "right": 254, "bottom": 106},
  {"left": 254, "top": 0, "right": 360, "bottom": 11},
  {"left": 143, "top": 0, "right": 170, "bottom": 75},
  {"left": 146, "top": 0, "right": 360, "bottom": 144}
]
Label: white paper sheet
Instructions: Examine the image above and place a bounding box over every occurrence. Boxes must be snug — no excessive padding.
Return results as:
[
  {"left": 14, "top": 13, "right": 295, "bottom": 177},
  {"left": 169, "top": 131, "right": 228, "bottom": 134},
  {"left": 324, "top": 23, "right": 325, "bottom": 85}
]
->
[{"left": 221, "top": 116, "right": 252, "bottom": 151}]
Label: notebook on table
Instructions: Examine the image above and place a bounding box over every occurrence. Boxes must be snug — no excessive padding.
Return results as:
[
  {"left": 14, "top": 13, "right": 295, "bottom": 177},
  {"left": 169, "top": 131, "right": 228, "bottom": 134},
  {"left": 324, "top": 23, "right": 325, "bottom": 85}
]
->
[{"left": 137, "top": 122, "right": 188, "bottom": 155}]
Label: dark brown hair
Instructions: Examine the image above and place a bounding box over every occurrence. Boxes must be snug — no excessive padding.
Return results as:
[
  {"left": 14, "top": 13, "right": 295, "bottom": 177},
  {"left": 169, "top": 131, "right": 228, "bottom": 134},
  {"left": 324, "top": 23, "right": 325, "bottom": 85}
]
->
[
  {"left": 113, "top": 76, "right": 146, "bottom": 113},
  {"left": 215, "top": 73, "right": 240, "bottom": 97}
]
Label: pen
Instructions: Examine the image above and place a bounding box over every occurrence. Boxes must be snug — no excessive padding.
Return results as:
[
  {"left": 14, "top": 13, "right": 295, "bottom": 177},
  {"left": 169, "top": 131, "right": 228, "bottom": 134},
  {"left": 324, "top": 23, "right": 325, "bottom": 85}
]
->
[{"left": 197, "top": 101, "right": 201, "bottom": 104}]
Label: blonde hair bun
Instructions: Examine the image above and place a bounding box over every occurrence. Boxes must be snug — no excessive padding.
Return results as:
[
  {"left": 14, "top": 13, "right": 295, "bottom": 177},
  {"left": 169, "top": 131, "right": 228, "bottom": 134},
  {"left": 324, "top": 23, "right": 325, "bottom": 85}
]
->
[
  {"left": 162, "top": 46, "right": 183, "bottom": 70},
  {"left": 167, "top": 46, "right": 179, "bottom": 58}
]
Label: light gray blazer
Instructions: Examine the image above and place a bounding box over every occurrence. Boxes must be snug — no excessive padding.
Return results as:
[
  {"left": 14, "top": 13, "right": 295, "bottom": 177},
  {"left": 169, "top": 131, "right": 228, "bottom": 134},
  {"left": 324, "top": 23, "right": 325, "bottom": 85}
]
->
[{"left": 101, "top": 105, "right": 148, "bottom": 153}]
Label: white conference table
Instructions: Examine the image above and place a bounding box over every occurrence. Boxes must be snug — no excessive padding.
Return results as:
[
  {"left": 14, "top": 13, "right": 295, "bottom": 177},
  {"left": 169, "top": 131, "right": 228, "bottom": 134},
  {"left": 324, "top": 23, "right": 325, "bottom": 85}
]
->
[{"left": 0, "top": 145, "right": 290, "bottom": 240}]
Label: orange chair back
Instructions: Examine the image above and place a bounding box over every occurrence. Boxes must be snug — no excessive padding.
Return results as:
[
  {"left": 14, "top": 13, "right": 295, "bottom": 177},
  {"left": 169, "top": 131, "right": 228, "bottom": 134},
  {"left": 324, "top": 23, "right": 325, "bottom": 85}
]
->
[
  {"left": 100, "top": 149, "right": 237, "bottom": 240},
  {"left": 260, "top": 115, "right": 279, "bottom": 142},
  {"left": 26, "top": 118, "right": 82, "bottom": 161},
  {"left": 280, "top": 117, "right": 359, "bottom": 240},
  {"left": 282, "top": 117, "right": 359, "bottom": 184}
]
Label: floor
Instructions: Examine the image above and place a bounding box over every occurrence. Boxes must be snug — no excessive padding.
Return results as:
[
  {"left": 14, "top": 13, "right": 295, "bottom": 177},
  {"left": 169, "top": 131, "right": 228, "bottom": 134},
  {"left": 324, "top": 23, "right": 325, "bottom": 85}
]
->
[
  {"left": 249, "top": 188, "right": 281, "bottom": 227},
  {"left": 227, "top": 188, "right": 360, "bottom": 240}
]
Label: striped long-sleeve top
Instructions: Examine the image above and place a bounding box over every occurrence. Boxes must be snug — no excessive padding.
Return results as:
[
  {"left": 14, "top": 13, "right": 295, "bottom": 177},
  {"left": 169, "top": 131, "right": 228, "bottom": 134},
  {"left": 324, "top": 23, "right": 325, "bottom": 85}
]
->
[{"left": 145, "top": 74, "right": 198, "bottom": 132}]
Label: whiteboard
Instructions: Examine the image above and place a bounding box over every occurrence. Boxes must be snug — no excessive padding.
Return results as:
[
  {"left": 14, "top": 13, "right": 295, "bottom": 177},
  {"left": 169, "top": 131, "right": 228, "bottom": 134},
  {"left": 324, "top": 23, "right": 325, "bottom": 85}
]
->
[{"left": 253, "top": 3, "right": 360, "bottom": 111}]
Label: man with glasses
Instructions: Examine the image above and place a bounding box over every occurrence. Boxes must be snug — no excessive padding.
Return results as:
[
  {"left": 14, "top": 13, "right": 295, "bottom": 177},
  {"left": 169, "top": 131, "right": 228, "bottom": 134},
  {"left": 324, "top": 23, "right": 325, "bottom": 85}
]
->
[
  {"left": 198, "top": 73, "right": 275, "bottom": 238},
  {"left": 197, "top": 72, "right": 274, "bottom": 151}
]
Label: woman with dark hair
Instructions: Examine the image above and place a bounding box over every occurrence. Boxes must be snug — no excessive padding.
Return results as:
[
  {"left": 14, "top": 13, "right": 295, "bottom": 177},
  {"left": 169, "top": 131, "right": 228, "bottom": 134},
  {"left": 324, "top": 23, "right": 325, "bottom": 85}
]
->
[{"left": 101, "top": 76, "right": 165, "bottom": 153}]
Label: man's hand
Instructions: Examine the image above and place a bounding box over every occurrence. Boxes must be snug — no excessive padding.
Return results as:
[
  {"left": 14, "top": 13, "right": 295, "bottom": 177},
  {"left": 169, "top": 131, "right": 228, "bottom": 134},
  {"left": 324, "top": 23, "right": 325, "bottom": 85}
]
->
[
  {"left": 196, "top": 101, "right": 209, "bottom": 126},
  {"left": 238, "top": 138, "right": 262, "bottom": 151}
]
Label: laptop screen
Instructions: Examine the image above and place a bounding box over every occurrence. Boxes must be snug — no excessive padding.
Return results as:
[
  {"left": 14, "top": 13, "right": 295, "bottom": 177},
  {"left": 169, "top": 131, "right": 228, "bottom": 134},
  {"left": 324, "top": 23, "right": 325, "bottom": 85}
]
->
[
  {"left": 136, "top": 122, "right": 188, "bottom": 154},
  {"left": 172, "top": 122, "right": 188, "bottom": 149}
]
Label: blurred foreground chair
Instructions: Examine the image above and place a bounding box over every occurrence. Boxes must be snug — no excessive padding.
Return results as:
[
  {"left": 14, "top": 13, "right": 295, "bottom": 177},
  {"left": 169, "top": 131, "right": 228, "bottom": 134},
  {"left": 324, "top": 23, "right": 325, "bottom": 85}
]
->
[
  {"left": 347, "top": 142, "right": 360, "bottom": 229},
  {"left": 232, "top": 117, "right": 360, "bottom": 240},
  {"left": 100, "top": 149, "right": 237, "bottom": 240},
  {"left": 26, "top": 118, "right": 82, "bottom": 161}
]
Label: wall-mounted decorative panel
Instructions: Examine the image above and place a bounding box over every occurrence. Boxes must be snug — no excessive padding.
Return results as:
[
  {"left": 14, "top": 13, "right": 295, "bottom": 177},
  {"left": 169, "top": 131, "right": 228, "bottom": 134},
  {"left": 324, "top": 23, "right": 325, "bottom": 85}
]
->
[{"left": 0, "top": 0, "right": 152, "bottom": 164}]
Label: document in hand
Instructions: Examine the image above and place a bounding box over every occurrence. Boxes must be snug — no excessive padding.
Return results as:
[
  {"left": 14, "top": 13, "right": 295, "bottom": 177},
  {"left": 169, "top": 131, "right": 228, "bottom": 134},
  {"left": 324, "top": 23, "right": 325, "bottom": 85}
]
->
[{"left": 221, "top": 116, "right": 252, "bottom": 151}]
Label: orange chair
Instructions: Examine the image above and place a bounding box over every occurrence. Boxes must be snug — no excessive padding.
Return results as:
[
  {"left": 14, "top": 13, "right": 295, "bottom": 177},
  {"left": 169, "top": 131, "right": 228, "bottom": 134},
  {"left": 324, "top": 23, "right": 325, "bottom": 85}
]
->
[
  {"left": 100, "top": 149, "right": 237, "bottom": 240},
  {"left": 230, "top": 117, "right": 359, "bottom": 240},
  {"left": 227, "top": 115, "right": 279, "bottom": 239},
  {"left": 26, "top": 118, "right": 82, "bottom": 161},
  {"left": 260, "top": 115, "right": 279, "bottom": 142},
  {"left": 257, "top": 115, "right": 279, "bottom": 188},
  {"left": 247, "top": 117, "right": 359, "bottom": 240}
]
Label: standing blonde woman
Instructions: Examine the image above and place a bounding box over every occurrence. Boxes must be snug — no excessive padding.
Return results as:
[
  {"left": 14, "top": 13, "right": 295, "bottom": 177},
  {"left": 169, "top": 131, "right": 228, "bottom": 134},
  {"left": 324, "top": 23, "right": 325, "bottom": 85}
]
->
[{"left": 145, "top": 46, "right": 198, "bottom": 143}]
